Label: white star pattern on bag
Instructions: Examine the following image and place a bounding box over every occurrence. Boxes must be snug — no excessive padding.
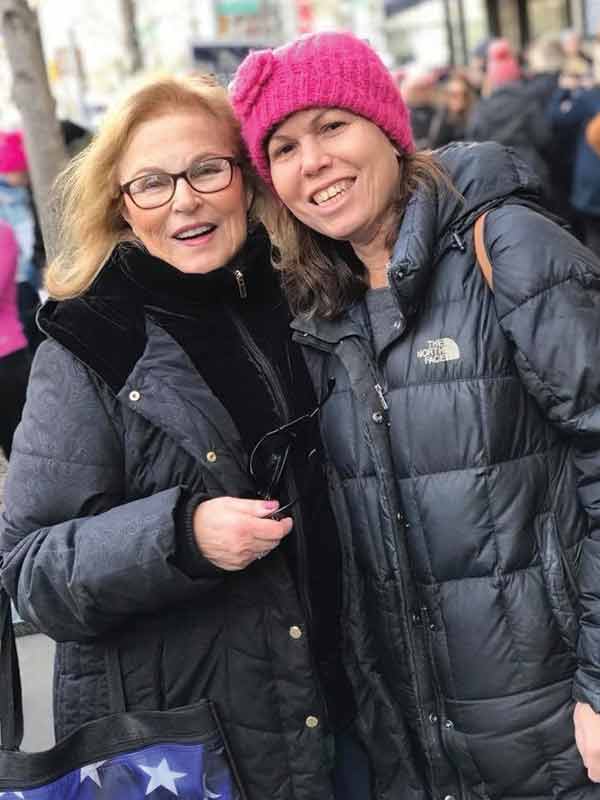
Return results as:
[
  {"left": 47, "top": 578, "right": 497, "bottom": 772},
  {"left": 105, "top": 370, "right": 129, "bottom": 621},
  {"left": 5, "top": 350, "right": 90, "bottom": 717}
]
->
[
  {"left": 140, "top": 757, "right": 186, "bottom": 796},
  {"left": 80, "top": 760, "right": 106, "bottom": 787}
]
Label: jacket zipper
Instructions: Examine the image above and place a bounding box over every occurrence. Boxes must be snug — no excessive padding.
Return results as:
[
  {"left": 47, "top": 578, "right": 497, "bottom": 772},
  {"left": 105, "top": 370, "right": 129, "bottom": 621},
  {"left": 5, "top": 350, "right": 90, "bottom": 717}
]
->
[
  {"left": 233, "top": 269, "right": 247, "bottom": 299},
  {"left": 227, "top": 307, "right": 332, "bottom": 728},
  {"left": 374, "top": 382, "right": 389, "bottom": 410},
  {"left": 226, "top": 309, "right": 315, "bottom": 630},
  {"left": 357, "top": 338, "right": 457, "bottom": 797}
]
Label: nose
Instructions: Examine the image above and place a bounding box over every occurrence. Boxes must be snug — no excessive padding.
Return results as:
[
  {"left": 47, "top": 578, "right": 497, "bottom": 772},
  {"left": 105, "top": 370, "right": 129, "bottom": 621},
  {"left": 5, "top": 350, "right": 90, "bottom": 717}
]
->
[
  {"left": 300, "top": 138, "right": 332, "bottom": 177},
  {"left": 172, "top": 175, "right": 202, "bottom": 212}
]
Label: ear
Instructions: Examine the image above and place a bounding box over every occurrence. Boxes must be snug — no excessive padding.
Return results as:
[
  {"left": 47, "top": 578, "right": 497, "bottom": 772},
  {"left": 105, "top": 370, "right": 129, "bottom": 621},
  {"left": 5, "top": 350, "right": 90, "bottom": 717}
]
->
[{"left": 120, "top": 198, "right": 135, "bottom": 234}]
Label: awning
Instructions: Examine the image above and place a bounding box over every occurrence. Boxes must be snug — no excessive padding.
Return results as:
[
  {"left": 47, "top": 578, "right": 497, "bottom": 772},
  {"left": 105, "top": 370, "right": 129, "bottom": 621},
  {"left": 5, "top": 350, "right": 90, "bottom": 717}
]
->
[{"left": 384, "top": 0, "right": 427, "bottom": 14}]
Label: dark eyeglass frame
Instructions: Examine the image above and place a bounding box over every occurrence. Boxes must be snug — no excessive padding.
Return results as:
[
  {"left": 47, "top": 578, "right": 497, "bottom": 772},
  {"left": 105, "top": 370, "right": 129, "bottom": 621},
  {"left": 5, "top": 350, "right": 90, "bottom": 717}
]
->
[
  {"left": 119, "top": 156, "right": 241, "bottom": 210},
  {"left": 249, "top": 378, "right": 336, "bottom": 519}
]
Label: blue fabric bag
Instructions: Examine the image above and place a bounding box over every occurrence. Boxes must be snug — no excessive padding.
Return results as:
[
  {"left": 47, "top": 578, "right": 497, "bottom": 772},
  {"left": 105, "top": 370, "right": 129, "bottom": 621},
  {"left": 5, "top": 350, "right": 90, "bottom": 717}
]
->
[{"left": 0, "top": 587, "right": 245, "bottom": 799}]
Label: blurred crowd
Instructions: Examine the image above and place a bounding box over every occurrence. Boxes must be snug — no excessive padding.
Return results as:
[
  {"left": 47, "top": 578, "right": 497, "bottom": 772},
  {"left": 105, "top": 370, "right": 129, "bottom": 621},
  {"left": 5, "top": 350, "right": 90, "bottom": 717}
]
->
[
  {"left": 0, "top": 121, "right": 89, "bottom": 461},
  {"left": 395, "top": 29, "right": 600, "bottom": 256}
]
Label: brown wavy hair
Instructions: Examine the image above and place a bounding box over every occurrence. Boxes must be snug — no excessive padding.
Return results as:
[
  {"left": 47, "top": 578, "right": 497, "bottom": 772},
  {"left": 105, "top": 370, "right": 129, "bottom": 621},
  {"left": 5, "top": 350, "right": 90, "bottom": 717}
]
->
[
  {"left": 258, "top": 150, "right": 451, "bottom": 319},
  {"left": 46, "top": 73, "right": 257, "bottom": 300}
]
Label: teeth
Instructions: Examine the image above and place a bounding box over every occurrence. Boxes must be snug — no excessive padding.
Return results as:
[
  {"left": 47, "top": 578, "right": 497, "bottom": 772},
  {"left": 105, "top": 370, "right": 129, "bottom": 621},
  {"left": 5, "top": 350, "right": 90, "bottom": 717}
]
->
[
  {"left": 175, "top": 225, "right": 214, "bottom": 240},
  {"left": 313, "top": 181, "right": 352, "bottom": 205}
]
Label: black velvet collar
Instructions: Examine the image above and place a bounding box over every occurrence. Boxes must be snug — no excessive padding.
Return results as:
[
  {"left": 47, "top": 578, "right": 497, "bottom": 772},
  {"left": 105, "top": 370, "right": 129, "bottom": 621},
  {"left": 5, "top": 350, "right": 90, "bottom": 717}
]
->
[
  {"left": 117, "top": 227, "right": 278, "bottom": 310},
  {"left": 38, "top": 227, "right": 277, "bottom": 394}
]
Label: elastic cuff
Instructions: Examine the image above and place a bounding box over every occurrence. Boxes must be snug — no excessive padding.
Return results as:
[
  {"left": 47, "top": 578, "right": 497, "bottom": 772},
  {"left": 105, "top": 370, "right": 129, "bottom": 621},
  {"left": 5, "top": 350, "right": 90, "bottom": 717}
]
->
[{"left": 174, "top": 492, "right": 227, "bottom": 579}]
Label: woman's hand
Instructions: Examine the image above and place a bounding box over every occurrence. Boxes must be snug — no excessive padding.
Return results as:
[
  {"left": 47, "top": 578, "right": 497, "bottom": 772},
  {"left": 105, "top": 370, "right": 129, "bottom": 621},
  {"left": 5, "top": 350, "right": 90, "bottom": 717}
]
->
[
  {"left": 574, "top": 701, "right": 600, "bottom": 781},
  {"left": 192, "top": 497, "right": 293, "bottom": 571}
]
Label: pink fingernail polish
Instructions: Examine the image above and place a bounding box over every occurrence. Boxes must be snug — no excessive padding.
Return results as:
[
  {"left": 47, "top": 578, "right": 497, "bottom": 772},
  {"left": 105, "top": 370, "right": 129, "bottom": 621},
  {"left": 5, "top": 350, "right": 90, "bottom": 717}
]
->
[{"left": 264, "top": 500, "right": 279, "bottom": 510}]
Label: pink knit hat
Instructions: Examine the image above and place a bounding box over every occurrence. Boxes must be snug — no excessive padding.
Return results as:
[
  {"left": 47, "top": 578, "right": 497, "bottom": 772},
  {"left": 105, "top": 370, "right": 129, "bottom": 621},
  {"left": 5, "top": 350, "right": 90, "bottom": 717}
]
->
[
  {"left": 486, "top": 39, "right": 521, "bottom": 88},
  {"left": 231, "top": 31, "right": 415, "bottom": 185},
  {"left": 0, "top": 131, "right": 27, "bottom": 173}
]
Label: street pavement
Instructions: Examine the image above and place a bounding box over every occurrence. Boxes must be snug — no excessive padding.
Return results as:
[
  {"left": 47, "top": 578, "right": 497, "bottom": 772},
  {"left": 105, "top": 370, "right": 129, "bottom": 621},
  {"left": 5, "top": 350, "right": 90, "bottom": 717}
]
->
[{"left": 1, "top": 453, "right": 55, "bottom": 752}]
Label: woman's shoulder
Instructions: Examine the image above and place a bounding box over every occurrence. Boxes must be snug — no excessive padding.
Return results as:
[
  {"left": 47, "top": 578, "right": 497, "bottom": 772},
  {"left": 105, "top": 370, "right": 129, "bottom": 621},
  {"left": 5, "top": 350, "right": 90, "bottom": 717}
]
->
[
  {"left": 483, "top": 204, "right": 596, "bottom": 318},
  {"left": 38, "top": 254, "right": 147, "bottom": 394}
]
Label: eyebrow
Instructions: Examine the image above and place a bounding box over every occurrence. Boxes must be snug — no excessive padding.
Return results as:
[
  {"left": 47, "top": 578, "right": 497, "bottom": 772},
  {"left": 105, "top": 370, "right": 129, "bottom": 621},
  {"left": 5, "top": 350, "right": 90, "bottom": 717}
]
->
[
  {"left": 269, "top": 109, "right": 341, "bottom": 144},
  {"left": 126, "top": 152, "right": 231, "bottom": 180}
]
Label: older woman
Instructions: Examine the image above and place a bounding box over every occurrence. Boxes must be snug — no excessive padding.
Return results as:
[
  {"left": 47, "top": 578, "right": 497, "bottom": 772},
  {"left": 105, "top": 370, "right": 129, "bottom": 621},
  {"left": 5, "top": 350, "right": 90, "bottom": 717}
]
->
[
  {"left": 232, "top": 31, "right": 600, "bottom": 800},
  {"left": 0, "top": 75, "right": 357, "bottom": 799}
]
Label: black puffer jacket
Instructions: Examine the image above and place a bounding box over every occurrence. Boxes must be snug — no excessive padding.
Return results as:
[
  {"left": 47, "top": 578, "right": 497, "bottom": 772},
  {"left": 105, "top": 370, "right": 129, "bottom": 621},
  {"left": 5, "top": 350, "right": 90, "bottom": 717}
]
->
[
  {"left": 0, "top": 234, "right": 344, "bottom": 800},
  {"left": 292, "top": 142, "right": 600, "bottom": 799}
]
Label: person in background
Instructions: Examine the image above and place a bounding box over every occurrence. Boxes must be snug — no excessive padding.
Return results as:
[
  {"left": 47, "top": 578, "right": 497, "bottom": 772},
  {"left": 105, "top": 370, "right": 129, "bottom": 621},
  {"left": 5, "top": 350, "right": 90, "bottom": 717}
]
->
[
  {"left": 398, "top": 67, "right": 438, "bottom": 150},
  {"left": 466, "top": 37, "right": 491, "bottom": 94},
  {"left": 467, "top": 38, "right": 551, "bottom": 198},
  {"left": 233, "top": 29, "right": 600, "bottom": 800},
  {"left": 561, "top": 29, "right": 594, "bottom": 80},
  {"left": 428, "top": 70, "right": 476, "bottom": 148},
  {"left": 0, "top": 74, "right": 356, "bottom": 800},
  {"left": 525, "top": 34, "right": 580, "bottom": 225},
  {"left": 0, "top": 131, "right": 43, "bottom": 352},
  {"left": 0, "top": 219, "right": 29, "bottom": 460},
  {"left": 548, "top": 71, "right": 600, "bottom": 256}
]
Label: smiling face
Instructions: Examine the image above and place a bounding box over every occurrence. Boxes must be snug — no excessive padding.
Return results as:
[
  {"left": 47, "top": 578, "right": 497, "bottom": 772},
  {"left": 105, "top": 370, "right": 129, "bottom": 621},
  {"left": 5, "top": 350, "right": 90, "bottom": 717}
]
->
[
  {"left": 267, "top": 108, "right": 401, "bottom": 252},
  {"left": 119, "top": 110, "right": 249, "bottom": 274}
]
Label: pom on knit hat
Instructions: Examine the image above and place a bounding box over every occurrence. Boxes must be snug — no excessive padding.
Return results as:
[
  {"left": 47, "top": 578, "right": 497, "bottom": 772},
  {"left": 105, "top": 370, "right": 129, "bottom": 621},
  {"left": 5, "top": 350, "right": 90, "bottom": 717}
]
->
[
  {"left": 0, "top": 130, "right": 27, "bottom": 173},
  {"left": 230, "top": 31, "right": 415, "bottom": 185},
  {"left": 486, "top": 39, "right": 521, "bottom": 88}
]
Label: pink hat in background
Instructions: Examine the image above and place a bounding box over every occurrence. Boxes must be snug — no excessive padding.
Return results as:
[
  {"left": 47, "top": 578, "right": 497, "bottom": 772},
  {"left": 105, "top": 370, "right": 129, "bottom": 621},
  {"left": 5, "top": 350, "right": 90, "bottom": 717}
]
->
[
  {"left": 0, "top": 130, "right": 28, "bottom": 173},
  {"left": 486, "top": 39, "right": 521, "bottom": 88},
  {"left": 230, "top": 31, "right": 415, "bottom": 185}
]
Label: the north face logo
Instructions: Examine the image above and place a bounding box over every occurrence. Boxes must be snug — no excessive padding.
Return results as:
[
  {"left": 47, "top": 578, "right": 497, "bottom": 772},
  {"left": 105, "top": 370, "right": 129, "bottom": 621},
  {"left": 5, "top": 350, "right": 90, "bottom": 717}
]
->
[{"left": 417, "top": 338, "right": 460, "bottom": 364}]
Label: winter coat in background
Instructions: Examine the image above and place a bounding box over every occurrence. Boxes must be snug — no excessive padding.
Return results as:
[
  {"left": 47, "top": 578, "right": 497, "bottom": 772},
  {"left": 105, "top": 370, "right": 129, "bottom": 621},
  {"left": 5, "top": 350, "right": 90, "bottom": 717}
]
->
[
  {"left": 427, "top": 106, "right": 469, "bottom": 148},
  {"left": 0, "top": 233, "right": 345, "bottom": 800},
  {"left": 0, "top": 220, "right": 27, "bottom": 358},
  {"left": 0, "top": 181, "right": 38, "bottom": 288},
  {"left": 292, "top": 141, "right": 600, "bottom": 799},
  {"left": 548, "top": 86, "right": 600, "bottom": 218},
  {"left": 527, "top": 71, "right": 578, "bottom": 222},
  {"left": 467, "top": 82, "right": 551, "bottom": 195}
]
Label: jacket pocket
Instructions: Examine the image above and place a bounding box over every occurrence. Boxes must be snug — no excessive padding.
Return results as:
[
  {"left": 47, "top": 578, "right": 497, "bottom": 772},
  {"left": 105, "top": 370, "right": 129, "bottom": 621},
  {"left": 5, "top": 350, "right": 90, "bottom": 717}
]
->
[
  {"left": 440, "top": 722, "right": 492, "bottom": 800},
  {"left": 534, "top": 512, "right": 580, "bottom": 651}
]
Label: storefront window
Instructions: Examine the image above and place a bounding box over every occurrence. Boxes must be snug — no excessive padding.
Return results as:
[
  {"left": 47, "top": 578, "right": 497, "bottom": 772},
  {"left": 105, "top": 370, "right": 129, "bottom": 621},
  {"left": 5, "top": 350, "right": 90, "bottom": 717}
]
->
[{"left": 384, "top": 0, "right": 488, "bottom": 65}]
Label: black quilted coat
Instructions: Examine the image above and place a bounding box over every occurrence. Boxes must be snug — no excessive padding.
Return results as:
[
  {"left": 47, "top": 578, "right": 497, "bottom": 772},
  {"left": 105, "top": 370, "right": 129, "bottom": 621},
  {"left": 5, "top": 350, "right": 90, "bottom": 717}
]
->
[
  {"left": 291, "top": 142, "right": 600, "bottom": 800},
  {"left": 0, "top": 237, "right": 339, "bottom": 800}
]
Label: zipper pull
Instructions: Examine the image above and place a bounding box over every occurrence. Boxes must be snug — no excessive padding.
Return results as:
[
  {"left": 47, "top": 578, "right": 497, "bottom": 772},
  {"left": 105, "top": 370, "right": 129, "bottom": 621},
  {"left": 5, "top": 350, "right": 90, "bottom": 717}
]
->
[
  {"left": 233, "top": 269, "right": 247, "bottom": 299},
  {"left": 374, "top": 383, "right": 389, "bottom": 411},
  {"left": 420, "top": 605, "right": 436, "bottom": 631},
  {"left": 451, "top": 231, "right": 466, "bottom": 252}
]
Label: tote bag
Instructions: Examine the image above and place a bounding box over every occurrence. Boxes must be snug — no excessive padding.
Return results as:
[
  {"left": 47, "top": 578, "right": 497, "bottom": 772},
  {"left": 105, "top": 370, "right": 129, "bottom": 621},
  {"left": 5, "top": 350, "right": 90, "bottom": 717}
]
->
[{"left": 0, "top": 588, "right": 246, "bottom": 799}]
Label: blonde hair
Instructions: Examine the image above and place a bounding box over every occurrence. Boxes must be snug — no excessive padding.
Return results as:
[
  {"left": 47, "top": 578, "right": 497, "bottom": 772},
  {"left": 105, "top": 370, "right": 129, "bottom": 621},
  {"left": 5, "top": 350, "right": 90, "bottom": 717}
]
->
[
  {"left": 259, "top": 150, "right": 452, "bottom": 319},
  {"left": 46, "top": 74, "right": 252, "bottom": 299}
]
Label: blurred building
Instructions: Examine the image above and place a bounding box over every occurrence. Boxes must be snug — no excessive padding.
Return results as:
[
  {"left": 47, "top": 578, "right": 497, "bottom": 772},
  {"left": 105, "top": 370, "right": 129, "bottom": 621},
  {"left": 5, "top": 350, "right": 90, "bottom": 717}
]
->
[{"left": 384, "top": 0, "right": 599, "bottom": 65}]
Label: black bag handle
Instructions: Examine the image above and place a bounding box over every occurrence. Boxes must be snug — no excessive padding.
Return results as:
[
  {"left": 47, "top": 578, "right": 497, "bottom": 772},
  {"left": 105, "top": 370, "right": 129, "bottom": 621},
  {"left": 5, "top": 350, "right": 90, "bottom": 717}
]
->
[
  {"left": 0, "top": 586, "right": 24, "bottom": 751},
  {"left": 0, "top": 585, "right": 128, "bottom": 752}
]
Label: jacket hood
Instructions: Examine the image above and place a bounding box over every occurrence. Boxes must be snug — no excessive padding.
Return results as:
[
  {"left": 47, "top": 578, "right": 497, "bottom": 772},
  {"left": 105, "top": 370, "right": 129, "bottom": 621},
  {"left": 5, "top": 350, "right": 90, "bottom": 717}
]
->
[
  {"left": 385, "top": 141, "right": 540, "bottom": 315},
  {"left": 432, "top": 140, "right": 540, "bottom": 237}
]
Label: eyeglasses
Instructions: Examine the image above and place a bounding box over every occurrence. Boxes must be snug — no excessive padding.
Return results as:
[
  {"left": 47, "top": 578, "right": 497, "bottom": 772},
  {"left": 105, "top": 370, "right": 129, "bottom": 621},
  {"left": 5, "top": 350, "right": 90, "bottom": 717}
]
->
[
  {"left": 120, "top": 156, "right": 240, "bottom": 210},
  {"left": 249, "top": 378, "right": 335, "bottom": 519}
]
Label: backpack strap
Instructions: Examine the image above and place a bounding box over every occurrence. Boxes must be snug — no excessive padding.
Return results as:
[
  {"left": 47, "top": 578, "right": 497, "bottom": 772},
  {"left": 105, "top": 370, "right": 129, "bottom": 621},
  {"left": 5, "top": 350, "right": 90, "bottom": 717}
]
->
[{"left": 474, "top": 211, "right": 493, "bottom": 291}]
